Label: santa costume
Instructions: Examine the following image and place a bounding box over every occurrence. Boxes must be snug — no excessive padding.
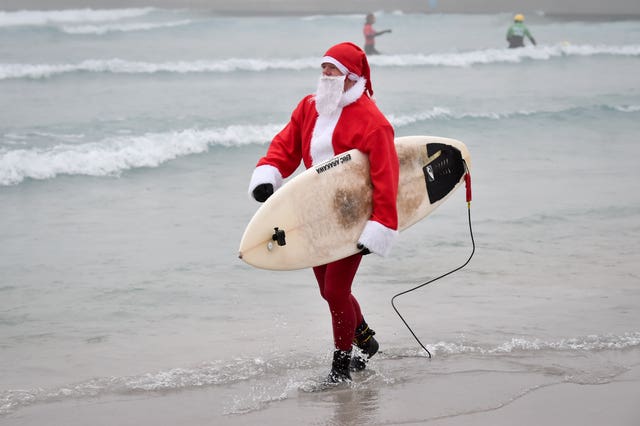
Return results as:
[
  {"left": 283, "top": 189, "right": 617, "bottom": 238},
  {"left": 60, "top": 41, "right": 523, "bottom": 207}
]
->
[{"left": 248, "top": 42, "right": 399, "bottom": 382}]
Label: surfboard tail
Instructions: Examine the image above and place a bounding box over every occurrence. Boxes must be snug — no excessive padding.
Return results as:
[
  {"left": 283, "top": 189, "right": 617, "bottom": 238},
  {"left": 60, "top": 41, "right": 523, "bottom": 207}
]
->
[{"left": 423, "top": 142, "right": 467, "bottom": 204}]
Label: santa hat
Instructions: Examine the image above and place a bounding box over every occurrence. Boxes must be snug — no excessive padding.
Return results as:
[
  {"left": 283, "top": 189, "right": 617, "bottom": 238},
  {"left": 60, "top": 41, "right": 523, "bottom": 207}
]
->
[{"left": 322, "top": 42, "right": 373, "bottom": 97}]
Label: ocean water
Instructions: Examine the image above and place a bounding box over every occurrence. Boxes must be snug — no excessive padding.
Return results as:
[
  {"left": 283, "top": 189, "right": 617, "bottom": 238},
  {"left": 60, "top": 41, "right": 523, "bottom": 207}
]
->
[{"left": 1, "top": 8, "right": 639, "bottom": 423}]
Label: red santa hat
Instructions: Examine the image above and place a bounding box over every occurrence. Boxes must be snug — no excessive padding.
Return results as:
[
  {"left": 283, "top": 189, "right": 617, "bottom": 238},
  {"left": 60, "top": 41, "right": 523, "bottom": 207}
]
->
[{"left": 322, "top": 42, "right": 373, "bottom": 97}]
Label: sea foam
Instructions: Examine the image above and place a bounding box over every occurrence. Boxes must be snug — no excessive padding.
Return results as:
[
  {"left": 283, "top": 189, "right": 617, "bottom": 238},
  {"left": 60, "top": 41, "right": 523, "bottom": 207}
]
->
[
  {"left": 1, "top": 44, "right": 639, "bottom": 80},
  {"left": 0, "top": 125, "right": 281, "bottom": 186},
  {"left": 0, "top": 332, "right": 637, "bottom": 415},
  {"left": 0, "top": 8, "right": 154, "bottom": 27},
  {"left": 2, "top": 103, "right": 638, "bottom": 186},
  {"left": 61, "top": 19, "right": 192, "bottom": 35}
]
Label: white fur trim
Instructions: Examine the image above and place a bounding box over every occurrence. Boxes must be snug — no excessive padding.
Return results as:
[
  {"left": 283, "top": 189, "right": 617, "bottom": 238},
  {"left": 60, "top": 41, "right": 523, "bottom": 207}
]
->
[
  {"left": 358, "top": 220, "right": 398, "bottom": 257},
  {"left": 248, "top": 164, "right": 283, "bottom": 199},
  {"left": 310, "top": 112, "right": 339, "bottom": 165},
  {"left": 339, "top": 77, "right": 366, "bottom": 107},
  {"left": 321, "top": 56, "right": 359, "bottom": 81}
]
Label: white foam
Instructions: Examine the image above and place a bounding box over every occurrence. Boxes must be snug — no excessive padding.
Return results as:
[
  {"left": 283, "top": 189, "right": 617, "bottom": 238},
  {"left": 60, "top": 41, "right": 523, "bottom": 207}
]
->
[
  {"left": 387, "top": 106, "right": 537, "bottom": 127},
  {"left": 368, "top": 43, "right": 640, "bottom": 68},
  {"left": 2, "top": 44, "right": 638, "bottom": 80},
  {"left": 0, "top": 8, "right": 154, "bottom": 27},
  {"left": 1, "top": 332, "right": 637, "bottom": 415},
  {"left": 386, "top": 107, "right": 534, "bottom": 126},
  {"left": 614, "top": 105, "right": 640, "bottom": 112},
  {"left": 3, "top": 101, "right": 637, "bottom": 186},
  {"left": 0, "top": 57, "right": 317, "bottom": 80},
  {"left": 0, "top": 125, "right": 281, "bottom": 186},
  {"left": 61, "top": 19, "right": 192, "bottom": 35},
  {"left": 429, "top": 332, "right": 640, "bottom": 355}
]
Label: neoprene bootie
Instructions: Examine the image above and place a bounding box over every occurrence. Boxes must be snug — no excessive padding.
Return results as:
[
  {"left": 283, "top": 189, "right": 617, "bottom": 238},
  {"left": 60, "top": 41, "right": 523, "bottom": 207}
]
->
[
  {"left": 327, "top": 349, "right": 352, "bottom": 383},
  {"left": 350, "top": 320, "right": 379, "bottom": 371}
]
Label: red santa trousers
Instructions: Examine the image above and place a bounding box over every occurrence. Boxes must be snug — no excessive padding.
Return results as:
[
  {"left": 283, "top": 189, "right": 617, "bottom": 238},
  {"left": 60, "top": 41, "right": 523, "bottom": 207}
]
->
[{"left": 313, "top": 252, "right": 364, "bottom": 351}]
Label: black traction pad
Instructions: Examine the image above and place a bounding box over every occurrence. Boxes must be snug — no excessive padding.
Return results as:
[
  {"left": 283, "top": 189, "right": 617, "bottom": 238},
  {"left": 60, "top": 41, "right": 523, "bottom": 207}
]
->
[{"left": 423, "top": 143, "right": 465, "bottom": 204}]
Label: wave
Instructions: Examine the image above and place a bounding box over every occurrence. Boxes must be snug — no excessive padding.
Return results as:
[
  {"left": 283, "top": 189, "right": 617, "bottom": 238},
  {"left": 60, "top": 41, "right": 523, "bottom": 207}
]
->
[
  {"left": 1, "top": 332, "right": 637, "bottom": 415},
  {"left": 60, "top": 19, "right": 192, "bottom": 35},
  {"left": 386, "top": 103, "right": 640, "bottom": 127},
  {"left": 0, "top": 58, "right": 317, "bottom": 80},
  {"left": 2, "top": 43, "right": 639, "bottom": 80},
  {"left": 387, "top": 106, "right": 522, "bottom": 126},
  {"left": 614, "top": 104, "right": 640, "bottom": 112},
  {"left": 0, "top": 125, "right": 281, "bottom": 186},
  {"left": 428, "top": 332, "right": 640, "bottom": 356},
  {"left": 370, "top": 43, "right": 640, "bottom": 68},
  {"left": 2, "top": 102, "right": 638, "bottom": 186},
  {"left": 0, "top": 8, "right": 154, "bottom": 27}
]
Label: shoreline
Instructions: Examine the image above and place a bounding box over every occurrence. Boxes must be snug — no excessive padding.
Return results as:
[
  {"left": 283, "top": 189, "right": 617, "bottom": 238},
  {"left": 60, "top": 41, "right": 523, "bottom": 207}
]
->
[
  {"left": 1, "top": 0, "right": 640, "bottom": 18},
  {"left": 3, "top": 362, "right": 639, "bottom": 425}
]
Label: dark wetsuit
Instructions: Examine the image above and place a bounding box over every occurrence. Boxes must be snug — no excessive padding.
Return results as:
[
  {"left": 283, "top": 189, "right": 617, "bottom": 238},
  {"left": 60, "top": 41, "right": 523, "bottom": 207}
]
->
[{"left": 506, "top": 22, "right": 536, "bottom": 48}]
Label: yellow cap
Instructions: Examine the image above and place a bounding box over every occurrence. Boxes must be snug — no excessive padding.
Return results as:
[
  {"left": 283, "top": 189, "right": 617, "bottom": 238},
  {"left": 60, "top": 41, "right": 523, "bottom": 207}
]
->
[{"left": 514, "top": 14, "right": 524, "bottom": 22}]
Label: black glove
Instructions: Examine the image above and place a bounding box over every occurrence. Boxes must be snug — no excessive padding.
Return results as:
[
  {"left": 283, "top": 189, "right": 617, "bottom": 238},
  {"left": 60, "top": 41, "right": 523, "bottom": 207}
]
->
[
  {"left": 357, "top": 243, "right": 371, "bottom": 256},
  {"left": 252, "top": 183, "right": 274, "bottom": 202}
]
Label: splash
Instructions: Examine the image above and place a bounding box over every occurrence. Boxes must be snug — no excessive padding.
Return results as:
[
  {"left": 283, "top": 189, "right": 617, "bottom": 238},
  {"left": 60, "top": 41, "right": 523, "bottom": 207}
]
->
[{"left": 1, "top": 332, "right": 637, "bottom": 416}]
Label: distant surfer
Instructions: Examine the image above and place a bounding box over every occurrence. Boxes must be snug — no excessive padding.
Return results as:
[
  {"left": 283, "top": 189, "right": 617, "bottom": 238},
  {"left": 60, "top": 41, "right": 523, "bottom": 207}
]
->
[
  {"left": 248, "top": 42, "right": 399, "bottom": 383},
  {"left": 506, "top": 14, "right": 537, "bottom": 48},
  {"left": 363, "top": 13, "right": 391, "bottom": 55}
]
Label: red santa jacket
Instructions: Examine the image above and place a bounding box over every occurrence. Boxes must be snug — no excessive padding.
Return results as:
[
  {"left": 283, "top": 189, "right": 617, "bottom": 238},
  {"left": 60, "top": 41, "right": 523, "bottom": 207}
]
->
[{"left": 254, "top": 93, "right": 399, "bottom": 232}]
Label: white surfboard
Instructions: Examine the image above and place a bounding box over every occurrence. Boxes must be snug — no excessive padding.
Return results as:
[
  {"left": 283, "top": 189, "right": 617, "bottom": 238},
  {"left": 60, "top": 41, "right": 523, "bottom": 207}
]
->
[{"left": 239, "top": 135, "right": 471, "bottom": 270}]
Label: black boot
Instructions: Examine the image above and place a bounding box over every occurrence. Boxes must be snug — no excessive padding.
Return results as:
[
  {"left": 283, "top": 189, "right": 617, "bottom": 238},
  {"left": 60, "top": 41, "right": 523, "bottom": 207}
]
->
[
  {"left": 327, "top": 350, "right": 352, "bottom": 383},
  {"left": 350, "top": 320, "right": 379, "bottom": 372}
]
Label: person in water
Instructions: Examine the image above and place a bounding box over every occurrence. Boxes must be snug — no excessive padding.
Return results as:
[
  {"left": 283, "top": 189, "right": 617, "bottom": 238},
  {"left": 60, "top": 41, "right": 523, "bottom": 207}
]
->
[
  {"left": 248, "top": 42, "right": 399, "bottom": 383},
  {"left": 506, "top": 14, "right": 537, "bottom": 48},
  {"left": 363, "top": 12, "right": 391, "bottom": 55}
]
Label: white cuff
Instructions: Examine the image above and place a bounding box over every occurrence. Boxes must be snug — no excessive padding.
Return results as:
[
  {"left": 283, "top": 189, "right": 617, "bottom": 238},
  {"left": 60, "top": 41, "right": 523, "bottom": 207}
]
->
[
  {"left": 358, "top": 220, "right": 398, "bottom": 257},
  {"left": 248, "top": 164, "right": 283, "bottom": 200}
]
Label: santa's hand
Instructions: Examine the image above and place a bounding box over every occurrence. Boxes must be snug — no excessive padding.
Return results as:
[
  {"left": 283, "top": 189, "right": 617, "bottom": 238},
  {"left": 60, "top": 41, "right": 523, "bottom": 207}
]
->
[
  {"left": 357, "top": 220, "right": 398, "bottom": 257},
  {"left": 248, "top": 164, "right": 283, "bottom": 202},
  {"left": 356, "top": 243, "right": 371, "bottom": 256},
  {"left": 252, "top": 183, "right": 274, "bottom": 202}
]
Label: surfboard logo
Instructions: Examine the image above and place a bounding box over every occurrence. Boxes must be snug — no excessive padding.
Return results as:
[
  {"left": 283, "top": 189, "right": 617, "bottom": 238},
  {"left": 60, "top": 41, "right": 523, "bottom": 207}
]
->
[
  {"left": 315, "top": 152, "right": 352, "bottom": 174},
  {"left": 426, "top": 165, "right": 435, "bottom": 182}
]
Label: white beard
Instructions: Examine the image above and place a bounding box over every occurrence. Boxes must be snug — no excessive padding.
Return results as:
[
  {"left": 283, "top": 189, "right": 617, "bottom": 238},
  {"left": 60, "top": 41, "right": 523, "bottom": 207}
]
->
[{"left": 314, "top": 75, "right": 344, "bottom": 116}]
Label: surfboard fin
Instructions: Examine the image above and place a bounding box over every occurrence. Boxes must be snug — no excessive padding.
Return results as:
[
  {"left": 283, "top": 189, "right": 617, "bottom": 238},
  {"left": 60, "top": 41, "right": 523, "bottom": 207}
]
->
[{"left": 423, "top": 144, "right": 465, "bottom": 204}]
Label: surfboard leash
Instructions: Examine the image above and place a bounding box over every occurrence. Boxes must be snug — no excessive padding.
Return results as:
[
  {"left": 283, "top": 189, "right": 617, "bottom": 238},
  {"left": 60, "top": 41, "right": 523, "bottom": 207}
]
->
[{"left": 391, "top": 160, "right": 475, "bottom": 358}]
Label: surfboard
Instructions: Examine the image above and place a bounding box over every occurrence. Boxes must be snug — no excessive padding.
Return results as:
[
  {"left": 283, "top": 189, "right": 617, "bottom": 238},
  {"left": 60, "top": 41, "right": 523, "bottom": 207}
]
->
[{"left": 238, "top": 135, "right": 471, "bottom": 270}]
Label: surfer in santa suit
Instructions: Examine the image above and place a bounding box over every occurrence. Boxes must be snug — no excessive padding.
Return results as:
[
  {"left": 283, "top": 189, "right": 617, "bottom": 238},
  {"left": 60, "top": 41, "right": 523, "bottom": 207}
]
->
[{"left": 248, "top": 42, "right": 399, "bottom": 383}]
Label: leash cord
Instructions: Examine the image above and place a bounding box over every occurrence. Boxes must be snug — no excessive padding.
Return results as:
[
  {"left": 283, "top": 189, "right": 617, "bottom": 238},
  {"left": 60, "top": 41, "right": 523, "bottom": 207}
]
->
[{"left": 390, "top": 165, "right": 475, "bottom": 358}]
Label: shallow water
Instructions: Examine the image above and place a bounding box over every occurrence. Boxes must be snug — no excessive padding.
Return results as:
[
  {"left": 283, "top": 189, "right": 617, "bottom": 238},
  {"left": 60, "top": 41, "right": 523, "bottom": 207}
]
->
[{"left": 1, "top": 8, "right": 639, "bottom": 421}]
